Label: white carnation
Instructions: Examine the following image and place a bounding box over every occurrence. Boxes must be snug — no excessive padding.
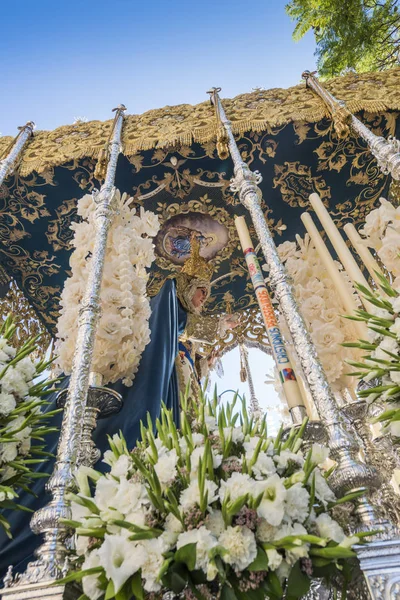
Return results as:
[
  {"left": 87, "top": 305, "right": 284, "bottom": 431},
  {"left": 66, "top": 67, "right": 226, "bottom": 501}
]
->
[
  {"left": 284, "top": 483, "right": 310, "bottom": 523},
  {"left": 0, "top": 392, "right": 16, "bottom": 416},
  {"left": 219, "top": 472, "right": 256, "bottom": 503},
  {"left": 266, "top": 549, "right": 283, "bottom": 571},
  {"left": 251, "top": 452, "right": 276, "bottom": 479},
  {"left": 180, "top": 478, "right": 218, "bottom": 510},
  {"left": 154, "top": 448, "right": 178, "bottom": 488},
  {"left": 110, "top": 454, "right": 132, "bottom": 478},
  {"left": 314, "top": 469, "right": 336, "bottom": 505},
  {"left": 141, "top": 537, "right": 166, "bottom": 592},
  {"left": 0, "top": 442, "right": 18, "bottom": 464},
  {"left": 219, "top": 526, "right": 257, "bottom": 571},
  {"left": 256, "top": 518, "right": 278, "bottom": 542},
  {"left": 205, "top": 510, "right": 226, "bottom": 537},
  {"left": 81, "top": 550, "right": 103, "bottom": 600},
  {"left": 274, "top": 450, "right": 304, "bottom": 472},
  {"left": 315, "top": 513, "right": 345, "bottom": 543},
  {"left": 177, "top": 526, "right": 218, "bottom": 576}
]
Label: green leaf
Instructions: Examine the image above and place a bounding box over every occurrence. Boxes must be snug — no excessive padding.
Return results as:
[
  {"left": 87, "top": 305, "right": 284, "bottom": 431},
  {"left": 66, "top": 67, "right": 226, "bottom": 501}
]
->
[
  {"left": 131, "top": 571, "right": 143, "bottom": 600},
  {"left": 286, "top": 561, "right": 311, "bottom": 598},
  {"left": 221, "top": 584, "right": 238, "bottom": 600},
  {"left": 248, "top": 546, "right": 269, "bottom": 571},
  {"left": 174, "top": 543, "right": 197, "bottom": 571},
  {"left": 105, "top": 579, "right": 115, "bottom": 600}
]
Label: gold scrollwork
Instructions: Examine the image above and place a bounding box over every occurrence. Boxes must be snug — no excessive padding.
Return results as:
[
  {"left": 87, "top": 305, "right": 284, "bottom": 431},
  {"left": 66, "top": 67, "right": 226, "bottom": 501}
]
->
[{"left": 0, "top": 69, "right": 399, "bottom": 177}]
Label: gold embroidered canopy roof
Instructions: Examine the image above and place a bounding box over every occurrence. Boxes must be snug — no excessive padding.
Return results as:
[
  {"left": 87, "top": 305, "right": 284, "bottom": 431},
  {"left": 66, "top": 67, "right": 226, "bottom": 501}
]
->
[
  {"left": 0, "top": 67, "right": 399, "bottom": 351},
  {"left": 1, "top": 69, "right": 400, "bottom": 177}
]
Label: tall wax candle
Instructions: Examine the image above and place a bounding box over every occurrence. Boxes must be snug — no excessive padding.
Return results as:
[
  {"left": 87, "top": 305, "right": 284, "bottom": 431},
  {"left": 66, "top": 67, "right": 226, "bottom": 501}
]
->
[
  {"left": 301, "top": 212, "right": 368, "bottom": 341},
  {"left": 344, "top": 222, "right": 385, "bottom": 288},
  {"left": 309, "top": 193, "right": 375, "bottom": 312},
  {"left": 235, "top": 216, "right": 306, "bottom": 412}
]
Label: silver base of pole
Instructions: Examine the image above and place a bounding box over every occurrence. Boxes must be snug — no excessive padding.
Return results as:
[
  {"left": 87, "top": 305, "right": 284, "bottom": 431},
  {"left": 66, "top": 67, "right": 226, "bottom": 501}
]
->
[
  {"left": 1, "top": 578, "right": 81, "bottom": 600},
  {"left": 57, "top": 382, "right": 122, "bottom": 467},
  {"left": 356, "top": 538, "right": 400, "bottom": 599}
]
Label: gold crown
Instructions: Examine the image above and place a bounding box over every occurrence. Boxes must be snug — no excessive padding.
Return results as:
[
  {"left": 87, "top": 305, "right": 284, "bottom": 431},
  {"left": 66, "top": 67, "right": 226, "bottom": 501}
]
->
[{"left": 181, "top": 235, "right": 213, "bottom": 282}]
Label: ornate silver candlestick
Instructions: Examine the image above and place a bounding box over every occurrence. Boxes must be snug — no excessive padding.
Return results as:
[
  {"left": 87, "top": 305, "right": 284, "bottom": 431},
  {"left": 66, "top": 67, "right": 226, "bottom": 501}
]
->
[
  {"left": 56, "top": 372, "right": 122, "bottom": 467},
  {"left": 0, "top": 122, "right": 35, "bottom": 186},
  {"left": 302, "top": 70, "right": 400, "bottom": 181},
  {"left": 1, "top": 105, "right": 126, "bottom": 600}
]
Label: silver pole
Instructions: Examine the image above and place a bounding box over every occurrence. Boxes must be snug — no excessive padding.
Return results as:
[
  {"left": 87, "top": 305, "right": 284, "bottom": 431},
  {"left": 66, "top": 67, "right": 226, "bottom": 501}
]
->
[
  {"left": 238, "top": 343, "right": 263, "bottom": 418},
  {"left": 10, "top": 104, "right": 126, "bottom": 587},
  {"left": 208, "top": 88, "right": 382, "bottom": 530},
  {"left": 0, "top": 122, "right": 35, "bottom": 185},
  {"left": 302, "top": 70, "right": 400, "bottom": 181}
]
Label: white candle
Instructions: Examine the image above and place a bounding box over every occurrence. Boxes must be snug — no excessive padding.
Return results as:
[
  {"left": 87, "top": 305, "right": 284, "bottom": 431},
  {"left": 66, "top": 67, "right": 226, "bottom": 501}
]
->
[
  {"left": 344, "top": 222, "right": 385, "bottom": 288},
  {"left": 309, "top": 193, "right": 375, "bottom": 312},
  {"left": 301, "top": 212, "right": 368, "bottom": 341},
  {"left": 235, "top": 216, "right": 306, "bottom": 413}
]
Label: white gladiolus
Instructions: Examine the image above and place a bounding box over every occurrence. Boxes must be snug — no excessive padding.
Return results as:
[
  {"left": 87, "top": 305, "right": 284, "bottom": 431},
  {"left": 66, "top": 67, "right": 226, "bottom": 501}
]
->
[
  {"left": 97, "top": 534, "right": 145, "bottom": 593},
  {"left": 257, "top": 474, "right": 287, "bottom": 526}
]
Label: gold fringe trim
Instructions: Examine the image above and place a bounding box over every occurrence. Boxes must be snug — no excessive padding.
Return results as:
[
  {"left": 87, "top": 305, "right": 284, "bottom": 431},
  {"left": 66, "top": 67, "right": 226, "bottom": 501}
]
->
[{"left": 0, "top": 68, "right": 399, "bottom": 177}]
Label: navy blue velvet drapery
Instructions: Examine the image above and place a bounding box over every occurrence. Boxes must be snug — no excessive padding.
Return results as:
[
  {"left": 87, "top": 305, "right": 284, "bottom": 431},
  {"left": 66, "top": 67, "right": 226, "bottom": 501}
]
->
[{"left": 0, "top": 279, "right": 187, "bottom": 577}]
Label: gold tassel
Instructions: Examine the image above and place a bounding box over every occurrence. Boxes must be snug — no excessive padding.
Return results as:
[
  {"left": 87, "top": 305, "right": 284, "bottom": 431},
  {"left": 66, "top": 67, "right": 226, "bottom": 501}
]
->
[
  {"left": 240, "top": 366, "right": 247, "bottom": 382},
  {"left": 331, "top": 105, "right": 352, "bottom": 139},
  {"left": 94, "top": 146, "right": 109, "bottom": 181},
  {"left": 216, "top": 125, "right": 229, "bottom": 160}
]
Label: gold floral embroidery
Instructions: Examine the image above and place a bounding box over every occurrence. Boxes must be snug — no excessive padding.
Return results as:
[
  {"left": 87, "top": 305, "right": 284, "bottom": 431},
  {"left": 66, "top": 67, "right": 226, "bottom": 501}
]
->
[{"left": 0, "top": 69, "right": 399, "bottom": 177}]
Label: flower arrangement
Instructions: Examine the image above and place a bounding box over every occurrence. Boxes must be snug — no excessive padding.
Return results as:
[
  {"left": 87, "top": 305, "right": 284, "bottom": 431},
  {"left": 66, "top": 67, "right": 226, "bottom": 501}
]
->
[
  {"left": 343, "top": 275, "right": 400, "bottom": 439},
  {"left": 62, "top": 389, "right": 369, "bottom": 600},
  {"left": 0, "top": 316, "right": 59, "bottom": 536},
  {"left": 55, "top": 189, "right": 160, "bottom": 386},
  {"left": 276, "top": 235, "right": 360, "bottom": 387},
  {"left": 358, "top": 197, "right": 400, "bottom": 289}
]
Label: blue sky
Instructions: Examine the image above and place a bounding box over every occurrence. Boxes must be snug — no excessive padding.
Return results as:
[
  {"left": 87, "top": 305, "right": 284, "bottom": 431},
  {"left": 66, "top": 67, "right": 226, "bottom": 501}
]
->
[
  {"left": 1, "top": 0, "right": 317, "bottom": 135},
  {"left": 2, "top": 0, "right": 317, "bottom": 424}
]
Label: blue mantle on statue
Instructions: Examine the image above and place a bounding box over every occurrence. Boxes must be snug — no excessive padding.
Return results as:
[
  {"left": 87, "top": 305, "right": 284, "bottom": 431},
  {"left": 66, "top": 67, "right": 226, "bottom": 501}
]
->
[{"left": 0, "top": 279, "right": 187, "bottom": 578}]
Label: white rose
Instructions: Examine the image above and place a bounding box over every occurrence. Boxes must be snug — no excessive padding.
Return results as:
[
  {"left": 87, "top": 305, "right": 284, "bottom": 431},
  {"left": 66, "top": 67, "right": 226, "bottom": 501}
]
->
[
  {"left": 219, "top": 526, "right": 257, "bottom": 571},
  {"left": 311, "top": 321, "right": 344, "bottom": 351},
  {"left": 177, "top": 526, "right": 218, "bottom": 577},
  {"left": 1, "top": 367, "right": 29, "bottom": 398},
  {"left": 277, "top": 241, "right": 298, "bottom": 263},
  {"left": 390, "top": 318, "right": 400, "bottom": 338}
]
